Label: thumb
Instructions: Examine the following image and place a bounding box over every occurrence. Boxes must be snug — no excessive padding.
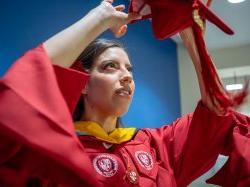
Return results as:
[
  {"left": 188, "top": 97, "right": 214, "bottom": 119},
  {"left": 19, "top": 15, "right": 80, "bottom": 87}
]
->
[
  {"left": 126, "top": 12, "right": 142, "bottom": 23},
  {"left": 111, "top": 25, "right": 127, "bottom": 38}
]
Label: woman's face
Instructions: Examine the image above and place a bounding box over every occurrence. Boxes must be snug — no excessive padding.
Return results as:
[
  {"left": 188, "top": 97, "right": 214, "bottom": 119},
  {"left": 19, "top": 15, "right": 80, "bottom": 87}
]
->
[{"left": 84, "top": 47, "right": 135, "bottom": 117}]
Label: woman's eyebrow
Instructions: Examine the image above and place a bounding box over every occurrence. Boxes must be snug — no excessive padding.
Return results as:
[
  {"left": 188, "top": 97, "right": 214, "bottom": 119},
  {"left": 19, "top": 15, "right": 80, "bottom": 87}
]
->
[
  {"left": 101, "top": 60, "right": 119, "bottom": 64},
  {"left": 101, "top": 60, "right": 132, "bottom": 68},
  {"left": 126, "top": 63, "right": 133, "bottom": 68}
]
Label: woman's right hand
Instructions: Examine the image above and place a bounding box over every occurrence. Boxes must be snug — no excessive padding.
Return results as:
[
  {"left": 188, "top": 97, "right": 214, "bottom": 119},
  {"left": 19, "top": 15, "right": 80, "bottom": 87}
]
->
[
  {"left": 96, "top": 0, "right": 141, "bottom": 38},
  {"left": 44, "top": 0, "right": 141, "bottom": 67}
]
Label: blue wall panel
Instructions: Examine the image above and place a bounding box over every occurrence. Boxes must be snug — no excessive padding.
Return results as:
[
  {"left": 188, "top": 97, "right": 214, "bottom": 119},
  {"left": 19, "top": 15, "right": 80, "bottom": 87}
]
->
[{"left": 0, "top": 0, "right": 180, "bottom": 128}]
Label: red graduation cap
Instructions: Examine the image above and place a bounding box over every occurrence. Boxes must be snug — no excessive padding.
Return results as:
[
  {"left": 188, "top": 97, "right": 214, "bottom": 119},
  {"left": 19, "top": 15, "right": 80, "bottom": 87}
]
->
[
  {"left": 129, "top": 0, "right": 234, "bottom": 39},
  {"left": 129, "top": 0, "right": 248, "bottom": 113}
]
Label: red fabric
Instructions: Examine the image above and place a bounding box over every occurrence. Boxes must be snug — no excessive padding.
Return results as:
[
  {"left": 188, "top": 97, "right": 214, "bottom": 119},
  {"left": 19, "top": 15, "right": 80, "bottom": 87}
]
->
[
  {"left": 129, "top": 0, "right": 234, "bottom": 39},
  {"left": 0, "top": 45, "right": 96, "bottom": 186},
  {"left": 206, "top": 112, "right": 250, "bottom": 187},
  {"left": 145, "top": 102, "right": 234, "bottom": 186},
  {"left": 69, "top": 102, "right": 234, "bottom": 187},
  {"left": 54, "top": 64, "right": 89, "bottom": 114},
  {"left": 129, "top": 0, "right": 248, "bottom": 113},
  {"left": 0, "top": 45, "right": 249, "bottom": 186},
  {"left": 192, "top": 24, "right": 249, "bottom": 111}
]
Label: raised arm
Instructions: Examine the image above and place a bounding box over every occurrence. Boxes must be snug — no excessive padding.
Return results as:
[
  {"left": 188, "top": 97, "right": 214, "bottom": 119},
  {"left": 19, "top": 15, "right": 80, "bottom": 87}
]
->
[
  {"left": 44, "top": 0, "right": 140, "bottom": 67},
  {"left": 179, "top": 0, "right": 248, "bottom": 115},
  {"left": 179, "top": 27, "right": 222, "bottom": 113},
  {"left": 0, "top": 1, "right": 140, "bottom": 186}
]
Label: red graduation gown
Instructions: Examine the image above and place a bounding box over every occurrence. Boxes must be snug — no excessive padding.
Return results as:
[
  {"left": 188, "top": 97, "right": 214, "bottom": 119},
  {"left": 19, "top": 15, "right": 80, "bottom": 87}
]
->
[
  {"left": 0, "top": 45, "right": 96, "bottom": 186},
  {"left": 206, "top": 112, "right": 250, "bottom": 186},
  {"left": 0, "top": 45, "right": 249, "bottom": 186}
]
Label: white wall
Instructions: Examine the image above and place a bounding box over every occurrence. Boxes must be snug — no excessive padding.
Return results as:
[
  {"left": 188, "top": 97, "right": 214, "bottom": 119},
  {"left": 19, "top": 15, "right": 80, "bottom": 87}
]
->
[{"left": 178, "top": 43, "right": 250, "bottom": 115}]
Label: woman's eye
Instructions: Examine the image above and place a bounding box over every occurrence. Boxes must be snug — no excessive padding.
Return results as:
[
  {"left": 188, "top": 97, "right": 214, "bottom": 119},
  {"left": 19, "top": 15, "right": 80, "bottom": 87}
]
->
[
  {"left": 104, "top": 62, "right": 117, "bottom": 70},
  {"left": 127, "top": 66, "right": 133, "bottom": 72}
]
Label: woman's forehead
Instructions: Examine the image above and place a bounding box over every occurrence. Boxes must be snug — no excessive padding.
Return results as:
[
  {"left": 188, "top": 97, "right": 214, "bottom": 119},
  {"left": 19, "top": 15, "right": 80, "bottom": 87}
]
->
[{"left": 96, "top": 47, "right": 131, "bottom": 65}]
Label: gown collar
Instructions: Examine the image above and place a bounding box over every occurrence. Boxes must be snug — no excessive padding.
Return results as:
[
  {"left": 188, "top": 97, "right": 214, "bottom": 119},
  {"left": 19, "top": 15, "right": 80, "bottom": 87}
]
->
[{"left": 74, "top": 121, "right": 137, "bottom": 144}]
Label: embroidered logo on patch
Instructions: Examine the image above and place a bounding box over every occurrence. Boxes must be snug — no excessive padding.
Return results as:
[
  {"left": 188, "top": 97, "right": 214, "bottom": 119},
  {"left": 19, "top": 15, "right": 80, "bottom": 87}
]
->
[
  {"left": 135, "top": 151, "right": 153, "bottom": 170},
  {"left": 93, "top": 154, "right": 118, "bottom": 177}
]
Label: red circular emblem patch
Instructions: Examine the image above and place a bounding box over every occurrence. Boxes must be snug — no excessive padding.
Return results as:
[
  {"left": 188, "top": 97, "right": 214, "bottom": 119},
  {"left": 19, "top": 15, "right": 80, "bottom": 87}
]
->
[
  {"left": 93, "top": 154, "right": 118, "bottom": 177},
  {"left": 135, "top": 151, "right": 153, "bottom": 170}
]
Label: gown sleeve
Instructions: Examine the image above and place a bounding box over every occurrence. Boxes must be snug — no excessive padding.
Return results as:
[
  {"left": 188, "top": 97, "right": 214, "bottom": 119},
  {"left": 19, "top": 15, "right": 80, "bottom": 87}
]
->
[
  {"left": 143, "top": 101, "right": 234, "bottom": 186},
  {"left": 0, "top": 44, "right": 96, "bottom": 186},
  {"left": 206, "top": 111, "right": 250, "bottom": 187}
]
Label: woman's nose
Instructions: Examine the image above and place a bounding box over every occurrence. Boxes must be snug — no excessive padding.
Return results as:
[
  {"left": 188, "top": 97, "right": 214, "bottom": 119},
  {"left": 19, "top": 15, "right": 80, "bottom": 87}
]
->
[{"left": 120, "top": 75, "right": 132, "bottom": 85}]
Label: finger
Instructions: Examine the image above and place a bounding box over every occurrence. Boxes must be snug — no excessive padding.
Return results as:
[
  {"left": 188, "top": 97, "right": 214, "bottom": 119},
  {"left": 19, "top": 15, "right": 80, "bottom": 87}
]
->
[
  {"left": 103, "top": 0, "right": 113, "bottom": 3},
  {"left": 115, "top": 11, "right": 141, "bottom": 25},
  {"left": 115, "top": 4, "right": 125, "bottom": 11},
  {"left": 112, "top": 25, "right": 127, "bottom": 38},
  {"left": 127, "top": 12, "right": 142, "bottom": 22},
  {"left": 115, "top": 29, "right": 127, "bottom": 38},
  {"left": 118, "top": 25, "right": 127, "bottom": 36}
]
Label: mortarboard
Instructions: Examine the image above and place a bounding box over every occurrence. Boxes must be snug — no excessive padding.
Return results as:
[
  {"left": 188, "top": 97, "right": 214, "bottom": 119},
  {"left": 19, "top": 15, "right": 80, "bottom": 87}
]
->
[{"left": 129, "top": 0, "right": 248, "bottom": 113}]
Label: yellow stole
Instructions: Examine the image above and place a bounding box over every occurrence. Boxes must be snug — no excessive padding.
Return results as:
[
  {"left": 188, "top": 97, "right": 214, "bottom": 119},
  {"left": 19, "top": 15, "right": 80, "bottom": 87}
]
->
[{"left": 74, "top": 121, "right": 136, "bottom": 144}]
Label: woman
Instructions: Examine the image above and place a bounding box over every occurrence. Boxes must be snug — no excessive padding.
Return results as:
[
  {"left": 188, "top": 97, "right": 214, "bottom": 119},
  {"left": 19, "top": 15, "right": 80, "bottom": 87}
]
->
[{"left": 0, "top": 0, "right": 249, "bottom": 186}]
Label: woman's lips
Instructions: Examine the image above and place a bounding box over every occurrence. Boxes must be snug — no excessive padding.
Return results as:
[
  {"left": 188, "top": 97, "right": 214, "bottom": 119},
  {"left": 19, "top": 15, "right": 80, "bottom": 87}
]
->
[{"left": 115, "top": 86, "right": 132, "bottom": 98}]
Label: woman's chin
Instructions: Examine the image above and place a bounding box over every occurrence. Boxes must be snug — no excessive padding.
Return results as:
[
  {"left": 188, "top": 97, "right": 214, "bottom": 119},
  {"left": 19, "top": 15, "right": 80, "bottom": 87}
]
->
[{"left": 112, "top": 106, "right": 130, "bottom": 117}]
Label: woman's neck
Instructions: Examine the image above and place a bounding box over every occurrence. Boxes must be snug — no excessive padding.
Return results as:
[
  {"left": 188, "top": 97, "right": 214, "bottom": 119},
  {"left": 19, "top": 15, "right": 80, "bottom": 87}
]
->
[
  {"left": 81, "top": 107, "right": 117, "bottom": 134},
  {"left": 85, "top": 116, "right": 117, "bottom": 134}
]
